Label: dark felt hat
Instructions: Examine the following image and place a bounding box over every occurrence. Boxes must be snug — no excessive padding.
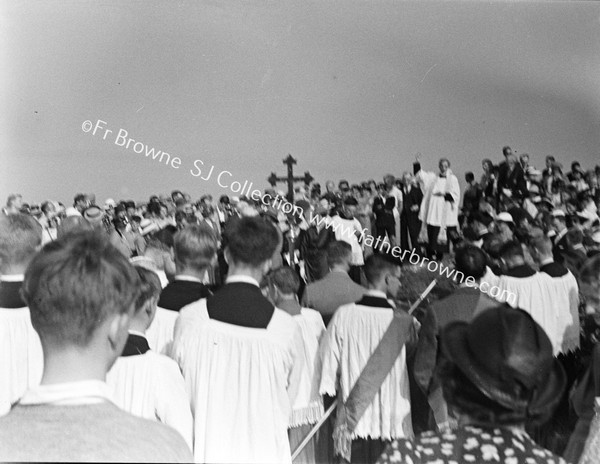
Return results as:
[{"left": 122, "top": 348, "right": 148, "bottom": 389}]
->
[{"left": 440, "top": 305, "right": 566, "bottom": 417}]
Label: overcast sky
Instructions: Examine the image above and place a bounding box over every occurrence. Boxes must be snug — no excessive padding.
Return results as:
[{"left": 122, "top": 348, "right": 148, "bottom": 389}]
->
[{"left": 1, "top": 0, "right": 599, "bottom": 205}]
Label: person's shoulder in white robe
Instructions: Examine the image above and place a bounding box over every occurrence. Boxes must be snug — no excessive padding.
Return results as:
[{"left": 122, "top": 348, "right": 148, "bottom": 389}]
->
[{"left": 106, "top": 348, "right": 193, "bottom": 451}]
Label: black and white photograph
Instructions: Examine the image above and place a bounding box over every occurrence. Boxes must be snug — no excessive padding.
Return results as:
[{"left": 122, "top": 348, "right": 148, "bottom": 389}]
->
[{"left": 1, "top": 1, "right": 599, "bottom": 463}]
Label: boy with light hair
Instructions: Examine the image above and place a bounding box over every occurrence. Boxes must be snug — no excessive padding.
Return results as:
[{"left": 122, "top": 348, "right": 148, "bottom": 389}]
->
[{"left": 0, "top": 231, "right": 191, "bottom": 462}]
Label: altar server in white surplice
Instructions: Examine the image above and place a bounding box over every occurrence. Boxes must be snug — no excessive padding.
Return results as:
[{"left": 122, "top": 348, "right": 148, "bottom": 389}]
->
[
  {"left": 263, "top": 266, "right": 326, "bottom": 464},
  {"left": 172, "top": 217, "right": 305, "bottom": 464},
  {"left": 0, "top": 214, "right": 44, "bottom": 416},
  {"left": 529, "top": 236, "right": 580, "bottom": 354},
  {"left": 493, "top": 240, "right": 579, "bottom": 355},
  {"left": 147, "top": 225, "right": 218, "bottom": 354},
  {"left": 319, "top": 254, "right": 416, "bottom": 463},
  {"left": 107, "top": 265, "right": 193, "bottom": 451}
]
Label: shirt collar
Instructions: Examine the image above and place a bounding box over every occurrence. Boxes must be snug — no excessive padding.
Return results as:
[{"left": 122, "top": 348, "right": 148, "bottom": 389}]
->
[
  {"left": 458, "top": 283, "right": 478, "bottom": 289},
  {"left": 128, "top": 329, "right": 146, "bottom": 338},
  {"left": 0, "top": 274, "right": 25, "bottom": 282},
  {"left": 366, "top": 289, "right": 388, "bottom": 299},
  {"left": 174, "top": 274, "right": 204, "bottom": 284},
  {"left": 226, "top": 275, "right": 260, "bottom": 287},
  {"left": 364, "top": 289, "right": 396, "bottom": 308},
  {"left": 19, "top": 380, "right": 112, "bottom": 406}
]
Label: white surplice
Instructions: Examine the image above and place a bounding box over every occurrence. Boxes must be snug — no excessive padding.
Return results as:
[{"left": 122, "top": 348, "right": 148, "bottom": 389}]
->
[
  {"left": 319, "top": 298, "right": 413, "bottom": 441},
  {"left": 171, "top": 299, "right": 305, "bottom": 464},
  {"left": 416, "top": 169, "right": 460, "bottom": 227},
  {"left": 0, "top": 306, "right": 44, "bottom": 416},
  {"left": 145, "top": 307, "right": 178, "bottom": 355},
  {"left": 106, "top": 350, "right": 193, "bottom": 451},
  {"left": 493, "top": 271, "right": 580, "bottom": 355}
]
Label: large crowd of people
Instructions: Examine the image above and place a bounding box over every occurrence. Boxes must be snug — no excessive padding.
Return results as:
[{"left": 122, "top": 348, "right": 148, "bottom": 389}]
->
[{"left": 1, "top": 146, "right": 599, "bottom": 463}]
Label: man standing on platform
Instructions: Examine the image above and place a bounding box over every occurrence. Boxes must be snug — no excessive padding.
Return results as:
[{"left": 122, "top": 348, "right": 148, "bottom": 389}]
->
[
  {"left": 400, "top": 172, "right": 423, "bottom": 253},
  {"left": 384, "top": 174, "right": 403, "bottom": 247}
]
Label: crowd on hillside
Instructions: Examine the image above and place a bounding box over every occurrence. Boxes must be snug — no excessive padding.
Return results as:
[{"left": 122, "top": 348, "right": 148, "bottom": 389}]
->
[{"left": 1, "top": 146, "right": 600, "bottom": 463}]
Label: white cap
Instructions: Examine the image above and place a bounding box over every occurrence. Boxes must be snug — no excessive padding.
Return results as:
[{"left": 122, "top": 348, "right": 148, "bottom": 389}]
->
[
  {"left": 64, "top": 206, "right": 82, "bottom": 217},
  {"left": 577, "top": 210, "right": 595, "bottom": 221},
  {"left": 551, "top": 209, "right": 566, "bottom": 218},
  {"left": 496, "top": 212, "right": 514, "bottom": 223},
  {"left": 139, "top": 219, "right": 159, "bottom": 236}
]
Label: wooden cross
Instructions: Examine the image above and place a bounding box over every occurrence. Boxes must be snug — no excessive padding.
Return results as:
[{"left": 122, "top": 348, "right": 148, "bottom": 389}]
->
[{"left": 267, "top": 154, "right": 314, "bottom": 202}]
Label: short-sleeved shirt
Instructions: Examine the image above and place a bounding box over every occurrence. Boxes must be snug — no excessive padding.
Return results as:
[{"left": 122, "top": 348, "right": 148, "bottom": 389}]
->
[{"left": 377, "top": 425, "right": 567, "bottom": 464}]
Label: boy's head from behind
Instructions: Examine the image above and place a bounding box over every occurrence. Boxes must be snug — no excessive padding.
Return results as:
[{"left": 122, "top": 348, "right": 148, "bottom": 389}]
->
[
  {"left": 130, "top": 265, "right": 162, "bottom": 332},
  {"left": 22, "top": 231, "right": 140, "bottom": 370}
]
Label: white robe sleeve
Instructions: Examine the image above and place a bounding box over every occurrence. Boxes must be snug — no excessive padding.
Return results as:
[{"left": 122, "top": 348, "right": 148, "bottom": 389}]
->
[{"left": 415, "top": 169, "right": 437, "bottom": 192}]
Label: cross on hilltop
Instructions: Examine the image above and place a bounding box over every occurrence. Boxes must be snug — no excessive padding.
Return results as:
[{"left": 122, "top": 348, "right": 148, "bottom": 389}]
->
[{"left": 267, "top": 154, "right": 313, "bottom": 203}]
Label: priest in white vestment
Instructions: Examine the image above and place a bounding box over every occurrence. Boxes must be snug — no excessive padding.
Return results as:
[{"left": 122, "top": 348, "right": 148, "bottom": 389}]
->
[
  {"left": 415, "top": 157, "right": 460, "bottom": 260},
  {"left": 171, "top": 217, "right": 305, "bottom": 464},
  {"left": 0, "top": 214, "right": 44, "bottom": 416}
]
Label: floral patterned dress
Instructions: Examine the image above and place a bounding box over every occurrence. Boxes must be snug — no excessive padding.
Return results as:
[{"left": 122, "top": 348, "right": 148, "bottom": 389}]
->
[{"left": 376, "top": 425, "right": 569, "bottom": 464}]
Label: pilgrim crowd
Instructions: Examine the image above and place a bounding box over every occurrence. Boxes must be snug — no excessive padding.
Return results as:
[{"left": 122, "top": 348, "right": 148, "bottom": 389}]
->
[{"left": 1, "top": 146, "right": 600, "bottom": 463}]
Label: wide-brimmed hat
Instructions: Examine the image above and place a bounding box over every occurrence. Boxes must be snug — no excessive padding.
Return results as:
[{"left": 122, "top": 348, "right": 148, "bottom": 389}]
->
[
  {"left": 440, "top": 305, "right": 566, "bottom": 418},
  {"left": 83, "top": 205, "right": 104, "bottom": 224}
]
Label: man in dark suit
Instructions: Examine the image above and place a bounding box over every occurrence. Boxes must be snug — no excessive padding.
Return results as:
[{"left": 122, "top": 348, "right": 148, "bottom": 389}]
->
[
  {"left": 497, "top": 154, "right": 528, "bottom": 206},
  {"left": 301, "top": 241, "right": 367, "bottom": 326},
  {"left": 399, "top": 172, "right": 423, "bottom": 252},
  {"left": 158, "top": 224, "right": 217, "bottom": 311},
  {"left": 372, "top": 183, "right": 396, "bottom": 250},
  {"left": 297, "top": 203, "right": 335, "bottom": 283},
  {"left": 550, "top": 209, "right": 569, "bottom": 264},
  {"left": 413, "top": 245, "right": 498, "bottom": 429}
]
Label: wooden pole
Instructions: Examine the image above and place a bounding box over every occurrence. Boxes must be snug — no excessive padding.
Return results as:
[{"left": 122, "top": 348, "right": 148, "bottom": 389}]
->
[{"left": 291, "top": 400, "right": 337, "bottom": 461}]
